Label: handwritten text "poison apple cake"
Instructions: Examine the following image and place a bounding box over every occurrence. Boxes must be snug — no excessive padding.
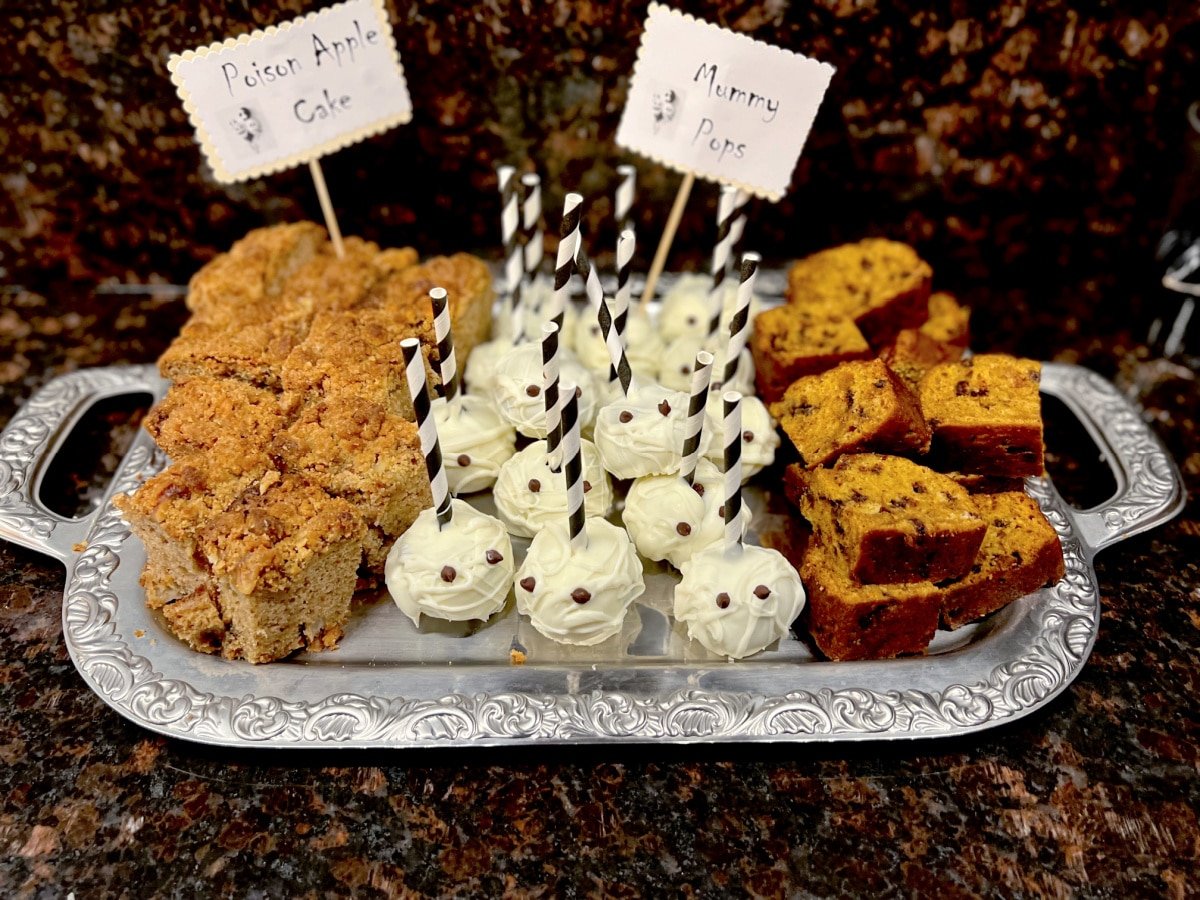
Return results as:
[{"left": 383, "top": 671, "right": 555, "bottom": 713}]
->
[{"left": 218, "top": 19, "right": 381, "bottom": 124}]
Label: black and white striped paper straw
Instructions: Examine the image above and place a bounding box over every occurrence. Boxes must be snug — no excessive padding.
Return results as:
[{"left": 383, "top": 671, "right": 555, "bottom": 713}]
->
[
  {"left": 615, "top": 228, "right": 635, "bottom": 337},
  {"left": 728, "top": 188, "right": 751, "bottom": 272},
  {"left": 541, "top": 322, "right": 563, "bottom": 472},
  {"left": 721, "top": 253, "right": 759, "bottom": 390},
  {"left": 429, "top": 287, "right": 459, "bottom": 403},
  {"left": 497, "top": 165, "right": 523, "bottom": 338},
  {"left": 597, "top": 295, "right": 632, "bottom": 395},
  {"left": 680, "top": 350, "right": 714, "bottom": 485},
  {"left": 401, "top": 338, "right": 452, "bottom": 530},
  {"left": 722, "top": 390, "right": 744, "bottom": 550},
  {"left": 707, "top": 187, "right": 738, "bottom": 338},
  {"left": 521, "top": 172, "right": 543, "bottom": 286},
  {"left": 551, "top": 193, "right": 583, "bottom": 333},
  {"left": 575, "top": 238, "right": 605, "bottom": 312},
  {"left": 615, "top": 164, "right": 636, "bottom": 233},
  {"left": 560, "top": 382, "right": 588, "bottom": 551}
]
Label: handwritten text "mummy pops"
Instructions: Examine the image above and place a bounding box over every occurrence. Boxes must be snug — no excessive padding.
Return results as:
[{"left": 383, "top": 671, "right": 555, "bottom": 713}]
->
[{"left": 690, "top": 62, "right": 782, "bottom": 162}]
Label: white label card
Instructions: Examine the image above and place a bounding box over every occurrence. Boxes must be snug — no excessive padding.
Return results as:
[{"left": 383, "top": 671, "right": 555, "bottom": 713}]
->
[
  {"left": 616, "top": 4, "right": 835, "bottom": 201},
  {"left": 168, "top": 0, "right": 412, "bottom": 184}
]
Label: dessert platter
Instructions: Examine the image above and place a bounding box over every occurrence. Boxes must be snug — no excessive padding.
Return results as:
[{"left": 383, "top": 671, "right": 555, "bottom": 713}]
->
[{"left": 0, "top": 205, "right": 1185, "bottom": 747}]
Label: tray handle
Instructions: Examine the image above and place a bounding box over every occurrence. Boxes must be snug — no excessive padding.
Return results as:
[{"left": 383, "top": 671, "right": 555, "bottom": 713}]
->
[
  {"left": 1037, "top": 362, "right": 1185, "bottom": 558},
  {"left": 0, "top": 365, "right": 168, "bottom": 564}
]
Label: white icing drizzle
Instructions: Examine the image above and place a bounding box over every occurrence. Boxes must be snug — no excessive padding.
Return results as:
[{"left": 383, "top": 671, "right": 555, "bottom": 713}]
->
[
  {"left": 623, "top": 459, "right": 752, "bottom": 568},
  {"left": 674, "top": 544, "right": 806, "bottom": 659},
  {"left": 385, "top": 499, "right": 514, "bottom": 627},
  {"left": 573, "top": 312, "right": 664, "bottom": 382},
  {"left": 593, "top": 382, "right": 711, "bottom": 480},
  {"left": 702, "top": 392, "right": 779, "bottom": 481},
  {"left": 492, "top": 342, "right": 597, "bottom": 438},
  {"left": 516, "top": 517, "right": 644, "bottom": 645},
  {"left": 432, "top": 395, "right": 516, "bottom": 494},
  {"left": 493, "top": 439, "right": 614, "bottom": 538},
  {"left": 659, "top": 333, "right": 755, "bottom": 396}
]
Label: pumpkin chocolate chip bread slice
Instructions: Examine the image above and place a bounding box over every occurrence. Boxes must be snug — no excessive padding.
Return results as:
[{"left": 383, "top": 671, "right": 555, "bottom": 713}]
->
[
  {"left": 750, "top": 303, "right": 872, "bottom": 403},
  {"left": 800, "top": 542, "right": 942, "bottom": 661},
  {"left": 786, "top": 238, "right": 932, "bottom": 347},
  {"left": 918, "top": 354, "right": 1044, "bottom": 478},
  {"left": 793, "top": 453, "right": 988, "bottom": 585},
  {"left": 940, "top": 491, "right": 1065, "bottom": 630},
  {"left": 770, "top": 359, "right": 931, "bottom": 469}
]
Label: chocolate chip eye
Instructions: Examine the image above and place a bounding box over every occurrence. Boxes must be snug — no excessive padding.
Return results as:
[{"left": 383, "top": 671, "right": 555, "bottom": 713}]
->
[
  {"left": 718, "top": 505, "right": 725, "bottom": 517},
  {"left": 591, "top": 325, "right": 600, "bottom": 336},
  {"left": 693, "top": 483, "right": 705, "bottom": 496},
  {"left": 528, "top": 478, "right": 541, "bottom": 493},
  {"left": 583, "top": 480, "right": 592, "bottom": 493},
  {"left": 657, "top": 400, "right": 671, "bottom": 416},
  {"left": 716, "top": 592, "right": 731, "bottom": 609},
  {"left": 526, "top": 385, "right": 540, "bottom": 397},
  {"left": 457, "top": 453, "right": 471, "bottom": 466},
  {"left": 440, "top": 566, "right": 457, "bottom": 583},
  {"left": 675, "top": 522, "right": 692, "bottom": 536},
  {"left": 686, "top": 315, "right": 697, "bottom": 325},
  {"left": 575, "top": 386, "right": 582, "bottom": 399},
  {"left": 571, "top": 587, "right": 591, "bottom": 604},
  {"left": 619, "top": 410, "right": 633, "bottom": 423},
  {"left": 742, "top": 430, "right": 754, "bottom": 443},
  {"left": 754, "top": 584, "right": 771, "bottom": 599},
  {"left": 486, "top": 549, "right": 503, "bottom": 565},
  {"left": 680, "top": 365, "right": 689, "bottom": 374},
  {"left": 520, "top": 576, "right": 536, "bottom": 592}
]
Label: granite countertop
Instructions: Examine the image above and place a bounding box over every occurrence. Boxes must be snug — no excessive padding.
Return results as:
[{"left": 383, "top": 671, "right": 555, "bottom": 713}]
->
[
  {"left": 0, "top": 279, "right": 1195, "bottom": 897},
  {"left": 3, "top": 0, "right": 1200, "bottom": 895}
]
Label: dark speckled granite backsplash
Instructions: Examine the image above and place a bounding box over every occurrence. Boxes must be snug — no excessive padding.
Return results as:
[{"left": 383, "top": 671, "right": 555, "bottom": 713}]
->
[{"left": 4, "top": 1, "right": 1199, "bottom": 302}]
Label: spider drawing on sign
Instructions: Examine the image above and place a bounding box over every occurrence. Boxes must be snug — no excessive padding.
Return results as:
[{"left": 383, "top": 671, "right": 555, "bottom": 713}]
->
[
  {"left": 230, "top": 107, "right": 264, "bottom": 152},
  {"left": 652, "top": 89, "right": 678, "bottom": 131}
]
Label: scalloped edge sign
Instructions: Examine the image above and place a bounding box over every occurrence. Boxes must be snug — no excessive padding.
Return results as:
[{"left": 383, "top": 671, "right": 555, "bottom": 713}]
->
[
  {"left": 168, "top": 0, "right": 411, "bottom": 184},
  {"left": 616, "top": 4, "right": 835, "bottom": 202}
]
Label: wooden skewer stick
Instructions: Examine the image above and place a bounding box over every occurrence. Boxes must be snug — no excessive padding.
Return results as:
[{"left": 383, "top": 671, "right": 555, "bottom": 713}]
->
[
  {"left": 309, "top": 158, "right": 345, "bottom": 260},
  {"left": 638, "top": 171, "right": 694, "bottom": 313}
]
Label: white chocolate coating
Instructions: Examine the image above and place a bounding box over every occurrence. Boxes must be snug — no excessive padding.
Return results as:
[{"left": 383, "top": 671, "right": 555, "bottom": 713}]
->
[
  {"left": 516, "top": 518, "right": 644, "bottom": 645},
  {"left": 702, "top": 392, "right": 779, "bottom": 482},
  {"left": 432, "top": 395, "right": 516, "bottom": 494},
  {"left": 658, "top": 274, "right": 724, "bottom": 344},
  {"left": 659, "top": 333, "right": 754, "bottom": 396},
  {"left": 492, "top": 342, "right": 597, "bottom": 438},
  {"left": 462, "top": 337, "right": 511, "bottom": 400},
  {"left": 572, "top": 311, "right": 664, "bottom": 382},
  {"left": 674, "top": 544, "right": 806, "bottom": 659},
  {"left": 493, "top": 439, "right": 614, "bottom": 538},
  {"left": 623, "top": 459, "right": 752, "bottom": 568},
  {"left": 593, "top": 382, "right": 711, "bottom": 480},
  {"left": 385, "top": 499, "right": 514, "bottom": 627}
]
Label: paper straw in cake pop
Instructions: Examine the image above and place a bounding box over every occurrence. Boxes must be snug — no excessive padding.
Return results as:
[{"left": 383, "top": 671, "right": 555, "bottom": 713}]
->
[
  {"left": 720, "top": 253, "right": 760, "bottom": 390},
  {"left": 429, "top": 287, "right": 459, "bottom": 404},
  {"left": 575, "top": 239, "right": 605, "bottom": 312},
  {"left": 521, "top": 172, "right": 543, "bottom": 285},
  {"left": 707, "top": 186, "right": 738, "bottom": 338},
  {"left": 552, "top": 193, "right": 583, "bottom": 333},
  {"left": 597, "top": 295, "right": 633, "bottom": 395},
  {"left": 728, "top": 189, "right": 751, "bottom": 271},
  {"left": 722, "top": 390, "right": 744, "bottom": 550},
  {"left": 497, "top": 165, "right": 524, "bottom": 339},
  {"left": 401, "top": 338, "right": 452, "bottom": 529},
  {"left": 680, "top": 350, "right": 714, "bottom": 486},
  {"left": 615, "top": 164, "right": 636, "bottom": 234},
  {"left": 560, "top": 381, "right": 588, "bottom": 551},
  {"left": 615, "top": 229, "right": 635, "bottom": 336},
  {"left": 541, "top": 321, "right": 563, "bottom": 472}
]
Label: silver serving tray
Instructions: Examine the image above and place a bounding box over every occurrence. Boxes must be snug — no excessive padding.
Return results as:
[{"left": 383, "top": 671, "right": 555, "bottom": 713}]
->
[{"left": 0, "top": 356, "right": 1183, "bottom": 747}]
